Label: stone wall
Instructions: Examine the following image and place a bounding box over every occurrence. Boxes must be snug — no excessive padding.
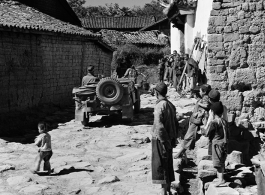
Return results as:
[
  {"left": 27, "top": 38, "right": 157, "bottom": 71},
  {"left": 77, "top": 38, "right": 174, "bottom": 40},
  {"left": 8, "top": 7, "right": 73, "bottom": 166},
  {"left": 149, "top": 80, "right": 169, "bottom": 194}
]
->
[
  {"left": 207, "top": 0, "right": 265, "bottom": 124},
  {"left": 0, "top": 31, "right": 112, "bottom": 115}
]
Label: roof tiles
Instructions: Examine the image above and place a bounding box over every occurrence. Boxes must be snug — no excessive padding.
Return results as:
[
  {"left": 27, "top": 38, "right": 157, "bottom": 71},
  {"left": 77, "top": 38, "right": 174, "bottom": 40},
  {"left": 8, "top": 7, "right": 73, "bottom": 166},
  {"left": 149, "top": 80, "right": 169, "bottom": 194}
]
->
[
  {"left": 82, "top": 16, "right": 156, "bottom": 29},
  {"left": 0, "top": 0, "right": 99, "bottom": 37},
  {"left": 100, "top": 29, "right": 167, "bottom": 48}
]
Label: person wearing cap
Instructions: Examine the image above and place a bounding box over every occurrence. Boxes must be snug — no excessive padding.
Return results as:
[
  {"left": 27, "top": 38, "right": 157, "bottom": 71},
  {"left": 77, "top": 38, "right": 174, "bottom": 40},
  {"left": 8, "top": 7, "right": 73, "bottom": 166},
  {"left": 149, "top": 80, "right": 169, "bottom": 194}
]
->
[
  {"left": 207, "top": 89, "right": 228, "bottom": 122},
  {"left": 81, "top": 66, "right": 99, "bottom": 86},
  {"left": 123, "top": 65, "right": 138, "bottom": 83},
  {"left": 205, "top": 101, "right": 229, "bottom": 187},
  {"left": 158, "top": 58, "right": 166, "bottom": 82},
  {"left": 150, "top": 82, "right": 179, "bottom": 195},
  {"left": 172, "top": 54, "right": 183, "bottom": 90},
  {"left": 185, "top": 54, "right": 198, "bottom": 92}
]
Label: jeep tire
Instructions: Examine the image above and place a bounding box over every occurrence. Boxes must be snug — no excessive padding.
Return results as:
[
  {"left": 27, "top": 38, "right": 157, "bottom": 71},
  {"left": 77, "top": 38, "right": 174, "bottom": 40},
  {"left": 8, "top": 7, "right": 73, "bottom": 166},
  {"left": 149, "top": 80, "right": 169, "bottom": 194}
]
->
[{"left": 96, "top": 77, "right": 124, "bottom": 105}]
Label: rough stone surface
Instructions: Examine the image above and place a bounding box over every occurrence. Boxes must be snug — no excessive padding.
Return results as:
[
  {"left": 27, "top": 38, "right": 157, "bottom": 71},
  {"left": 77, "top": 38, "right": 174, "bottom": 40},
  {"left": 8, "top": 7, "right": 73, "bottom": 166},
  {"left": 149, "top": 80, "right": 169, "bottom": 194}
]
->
[
  {"left": 18, "top": 184, "right": 48, "bottom": 194},
  {"left": 98, "top": 175, "right": 120, "bottom": 184},
  {"left": 6, "top": 176, "right": 32, "bottom": 186},
  {"left": 198, "top": 160, "right": 215, "bottom": 172},
  {"left": 220, "top": 90, "right": 243, "bottom": 112},
  {"left": 207, "top": 0, "right": 265, "bottom": 130},
  {"left": 226, "top": 151, "right": 243, "bottom": 165},
  {"left": 206, "top": 183, "right": 239, "bottom": 195}
]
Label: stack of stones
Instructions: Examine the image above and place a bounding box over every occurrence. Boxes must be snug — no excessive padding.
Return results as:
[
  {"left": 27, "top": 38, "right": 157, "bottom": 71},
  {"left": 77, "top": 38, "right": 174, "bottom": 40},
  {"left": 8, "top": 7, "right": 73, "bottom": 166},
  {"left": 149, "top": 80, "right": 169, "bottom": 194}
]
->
[{"left": 195, "top": 135, "right": 257, "bottom": 195}]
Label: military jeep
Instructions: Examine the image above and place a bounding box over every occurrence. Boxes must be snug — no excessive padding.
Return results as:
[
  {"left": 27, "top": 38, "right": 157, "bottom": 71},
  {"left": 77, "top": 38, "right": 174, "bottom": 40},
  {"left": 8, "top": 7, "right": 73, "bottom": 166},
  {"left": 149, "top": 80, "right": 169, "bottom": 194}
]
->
[{"left": 72, "top": 77, "right": 141, "bottom": 126}]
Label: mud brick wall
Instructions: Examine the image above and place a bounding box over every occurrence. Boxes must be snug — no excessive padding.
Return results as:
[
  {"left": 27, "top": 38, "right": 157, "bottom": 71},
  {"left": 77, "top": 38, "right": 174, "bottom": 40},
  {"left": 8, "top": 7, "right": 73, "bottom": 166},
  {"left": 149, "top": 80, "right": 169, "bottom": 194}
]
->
[
  {"left": 0, "top": 31, "right": 112, "bottom": 115},
  {"left": 207, "top": 0, "right": 265, "bottom": 121}
]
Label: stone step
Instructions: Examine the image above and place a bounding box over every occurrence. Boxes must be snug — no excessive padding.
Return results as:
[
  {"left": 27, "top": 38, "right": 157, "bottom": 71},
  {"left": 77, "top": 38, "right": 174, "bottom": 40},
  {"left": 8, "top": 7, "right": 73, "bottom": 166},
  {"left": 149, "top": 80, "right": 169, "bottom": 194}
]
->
[{"left": 205, "top": 183, "right": 239, "bottom": 195}]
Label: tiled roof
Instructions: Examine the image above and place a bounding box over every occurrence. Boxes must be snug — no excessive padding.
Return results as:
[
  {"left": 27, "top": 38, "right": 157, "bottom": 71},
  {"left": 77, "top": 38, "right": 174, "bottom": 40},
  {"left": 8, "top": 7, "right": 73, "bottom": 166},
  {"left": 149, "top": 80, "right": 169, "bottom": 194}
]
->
[
  {"left": 140, "top": 17, "right": 169, "bottom": 31},
  {"left": 82, "top": 16, "right": 156, "bottom": 29},
  {"left": 0, "top": 0, "right": 99, "bottom": 37},
  {"left": 100, "top": 29, "right": 167, "bottom": 48}
]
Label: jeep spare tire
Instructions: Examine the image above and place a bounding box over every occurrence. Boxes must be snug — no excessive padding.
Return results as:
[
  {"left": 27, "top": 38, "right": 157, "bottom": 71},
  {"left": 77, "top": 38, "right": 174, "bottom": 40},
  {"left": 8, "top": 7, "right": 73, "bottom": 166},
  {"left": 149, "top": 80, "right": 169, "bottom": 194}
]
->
[{"left": 96, "top": 77, "right": 124, "bottom": 105}]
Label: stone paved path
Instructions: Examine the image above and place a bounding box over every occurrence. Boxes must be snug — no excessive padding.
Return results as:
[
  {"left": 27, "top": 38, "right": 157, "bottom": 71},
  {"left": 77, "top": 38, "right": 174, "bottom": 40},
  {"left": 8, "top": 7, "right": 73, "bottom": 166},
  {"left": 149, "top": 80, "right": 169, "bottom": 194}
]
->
[{"left": 0, "top": 88, "right": 196, "bottom": 195}]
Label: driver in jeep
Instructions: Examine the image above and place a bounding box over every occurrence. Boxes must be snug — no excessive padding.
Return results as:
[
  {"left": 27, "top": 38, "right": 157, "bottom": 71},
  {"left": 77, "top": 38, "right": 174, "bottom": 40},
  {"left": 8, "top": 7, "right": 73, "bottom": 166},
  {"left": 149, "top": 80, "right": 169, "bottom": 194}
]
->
[{"left": 81, "top": 66, "right": 99, "bottom": 86}]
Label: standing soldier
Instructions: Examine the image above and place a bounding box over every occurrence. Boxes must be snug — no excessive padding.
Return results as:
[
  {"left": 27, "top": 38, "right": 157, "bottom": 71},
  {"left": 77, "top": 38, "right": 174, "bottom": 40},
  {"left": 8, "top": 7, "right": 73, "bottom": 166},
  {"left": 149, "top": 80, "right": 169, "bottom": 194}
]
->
[
  {"left": 172, "top": 54, "right": 183, "bottom": 90},
  {"left": 150, "top": 82, "right": 179, "bottom": 195},
  {"left": 123, "top": 65, "right": 138, "bottom": 83},
  {"left": 158, "top": 58, "right": 165, "bottom": 82}
]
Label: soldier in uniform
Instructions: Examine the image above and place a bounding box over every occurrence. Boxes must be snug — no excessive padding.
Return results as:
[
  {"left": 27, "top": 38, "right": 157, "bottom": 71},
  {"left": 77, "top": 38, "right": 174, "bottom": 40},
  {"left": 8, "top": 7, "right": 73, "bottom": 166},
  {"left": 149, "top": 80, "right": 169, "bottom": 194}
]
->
[
  {"left": 123, "top": 65, "right": 138, "bottom": 83},
  {"left": 81, "top": 66, "right": 99, "bottom": 86}
]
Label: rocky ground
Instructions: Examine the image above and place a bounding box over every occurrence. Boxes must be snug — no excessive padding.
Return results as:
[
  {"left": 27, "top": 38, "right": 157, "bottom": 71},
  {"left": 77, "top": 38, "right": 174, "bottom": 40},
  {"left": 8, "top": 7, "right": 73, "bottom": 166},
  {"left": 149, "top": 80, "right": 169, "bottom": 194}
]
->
[
  {"left": 0, "top": 87, "right": 258, "bottom": 195},
  {"left": 0, "top": 88, "right": 198, "bottom": 195}
]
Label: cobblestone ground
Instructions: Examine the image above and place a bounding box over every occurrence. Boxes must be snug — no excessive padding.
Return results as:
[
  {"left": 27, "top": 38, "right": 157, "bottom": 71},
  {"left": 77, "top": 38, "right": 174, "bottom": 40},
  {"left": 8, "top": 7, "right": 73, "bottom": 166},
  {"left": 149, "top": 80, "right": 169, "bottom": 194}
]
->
[{"left": 0, "top": 88, "right": 197, "bottom": 195}]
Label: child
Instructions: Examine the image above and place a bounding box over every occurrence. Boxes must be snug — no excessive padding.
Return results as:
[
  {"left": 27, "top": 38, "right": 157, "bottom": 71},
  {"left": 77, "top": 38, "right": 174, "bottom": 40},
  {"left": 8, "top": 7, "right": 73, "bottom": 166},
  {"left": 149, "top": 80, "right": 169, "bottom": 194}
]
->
[
  {"left": 174, "top": 84, "right": 211, "bottom": 159},
  {"left": 198, "top": 84, "right": 211, "bottom": 112},
  {"left": 32, "top": 122, "right": 53, "bottom": 174},
  {"left": 251, "top": 129, "right": 265, "bottom": 195},
  {"left": 206, "top": 102, "right": 229, "bottom": 187}
]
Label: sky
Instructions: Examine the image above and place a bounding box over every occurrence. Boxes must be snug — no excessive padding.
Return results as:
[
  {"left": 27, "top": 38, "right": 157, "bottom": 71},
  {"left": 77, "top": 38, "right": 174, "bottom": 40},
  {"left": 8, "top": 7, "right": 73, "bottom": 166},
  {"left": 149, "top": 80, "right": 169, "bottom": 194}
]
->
[{"left": 85, "top": 0, "right": 153, "bottom": 7}]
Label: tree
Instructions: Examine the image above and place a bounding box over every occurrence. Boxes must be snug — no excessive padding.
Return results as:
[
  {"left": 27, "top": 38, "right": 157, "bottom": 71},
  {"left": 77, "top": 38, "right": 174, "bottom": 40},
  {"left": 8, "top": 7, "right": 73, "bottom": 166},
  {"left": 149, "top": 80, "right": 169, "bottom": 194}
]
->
[
  {"left": 68, "top": 0, "right": 165, "bottom": 19},
  {"left": 67, "top": 0, "right": 88, "bottom": 18}
]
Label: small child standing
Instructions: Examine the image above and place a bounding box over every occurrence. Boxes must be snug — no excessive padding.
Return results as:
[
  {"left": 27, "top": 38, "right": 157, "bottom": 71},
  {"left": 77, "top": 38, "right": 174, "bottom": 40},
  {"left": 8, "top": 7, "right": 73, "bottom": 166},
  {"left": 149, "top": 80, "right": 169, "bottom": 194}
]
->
[
  {"left": 206, "top": 102, "right": 229, "bottom": 187},
  {"left": 251, "top": 129, "right": 265, "bottom": 195},
  {"left": 32, "top": 122, "right": 53, "bottom": 174}
]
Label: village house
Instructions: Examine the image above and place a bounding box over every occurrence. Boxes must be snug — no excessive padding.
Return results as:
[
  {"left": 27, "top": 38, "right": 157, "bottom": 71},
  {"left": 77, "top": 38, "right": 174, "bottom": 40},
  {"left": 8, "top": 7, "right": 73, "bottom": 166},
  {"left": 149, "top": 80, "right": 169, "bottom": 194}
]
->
[
  {"left": 0, "top": 0, "right": 113, "bottom": 133},
  {"left": 81, "top": 16, "right": 156, "bottom": 32}
]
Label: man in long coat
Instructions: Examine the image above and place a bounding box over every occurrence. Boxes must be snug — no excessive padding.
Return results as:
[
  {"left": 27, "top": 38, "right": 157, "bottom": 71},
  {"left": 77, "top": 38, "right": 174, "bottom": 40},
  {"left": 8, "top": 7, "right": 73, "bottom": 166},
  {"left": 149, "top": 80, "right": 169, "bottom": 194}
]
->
[{"left": 151, "top": 82, "right": 179, "bottom": 195}]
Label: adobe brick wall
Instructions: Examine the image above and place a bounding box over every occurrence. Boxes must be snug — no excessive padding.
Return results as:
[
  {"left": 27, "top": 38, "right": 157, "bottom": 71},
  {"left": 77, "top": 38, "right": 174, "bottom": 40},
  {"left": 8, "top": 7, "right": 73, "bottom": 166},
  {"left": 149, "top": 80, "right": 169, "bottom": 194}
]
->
[
  {"left": 207, "top": 0, "right": 265, "bottom": 122},
  {"left": 0, "top": 31, "right": 112, "bottom": 115}
]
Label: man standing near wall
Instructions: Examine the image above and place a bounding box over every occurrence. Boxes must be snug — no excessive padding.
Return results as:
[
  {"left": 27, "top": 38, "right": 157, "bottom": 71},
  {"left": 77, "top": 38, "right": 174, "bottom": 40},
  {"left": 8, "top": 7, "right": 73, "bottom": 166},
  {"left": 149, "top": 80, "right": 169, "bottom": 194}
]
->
[
  {"left": 173, "top": 54, "right": 183, "bottom": 90},
  {"left": 81, "top": 66, "right": 99, "bottom": 86},
  {"left": 185, "top": 54, "right": 198, "bottom": 92},
  {"left": 151, "top": 82, "right": 179, "bottom": 195}
]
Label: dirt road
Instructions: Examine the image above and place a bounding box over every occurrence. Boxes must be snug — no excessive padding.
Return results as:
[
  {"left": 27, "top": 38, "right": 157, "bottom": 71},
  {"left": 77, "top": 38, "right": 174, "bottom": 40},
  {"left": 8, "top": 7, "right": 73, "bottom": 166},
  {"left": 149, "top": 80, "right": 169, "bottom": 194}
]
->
[{"left": 0, "top": 88, "right": 196, "bottom": 195}]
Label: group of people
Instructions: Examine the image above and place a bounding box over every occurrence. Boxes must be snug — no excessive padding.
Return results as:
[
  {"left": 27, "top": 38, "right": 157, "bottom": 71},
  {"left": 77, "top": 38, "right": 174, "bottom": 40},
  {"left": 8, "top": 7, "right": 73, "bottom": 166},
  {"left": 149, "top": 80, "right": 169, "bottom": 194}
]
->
[
  {"left": 151, "top": 82, "right": 230, "bottom": 195},
  {"left": 30, "top": 64, "right": 265, "bottom": 195},
  {"left": 152, "top": 81, "right": 265, "bottom": 195},
  {"left": 158, "top": 50, "right": 201, "bottom": 92}
]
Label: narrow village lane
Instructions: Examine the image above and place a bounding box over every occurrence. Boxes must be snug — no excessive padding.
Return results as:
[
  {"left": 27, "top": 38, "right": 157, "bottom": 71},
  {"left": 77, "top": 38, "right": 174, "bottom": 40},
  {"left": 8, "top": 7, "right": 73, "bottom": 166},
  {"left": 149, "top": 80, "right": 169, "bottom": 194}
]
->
[{"left": 0, "top": 88, "right": 197, "bottom": 195}]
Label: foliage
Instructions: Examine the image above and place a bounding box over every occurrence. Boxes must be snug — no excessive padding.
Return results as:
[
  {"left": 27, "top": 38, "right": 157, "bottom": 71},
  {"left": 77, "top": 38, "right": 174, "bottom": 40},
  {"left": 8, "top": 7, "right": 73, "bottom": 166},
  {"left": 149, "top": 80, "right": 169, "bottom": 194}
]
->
[
  {"left": 115, "top": 44, "right": 143, "bottom": 70},
  {"left": 68, "top": 0, "right": 165, "bottom": 20},
  {"left": 161, "top": 47, "right": 171, "bottom": 55},
  {"left": 67, "top": 0, "right": 88, "bottom": 18},
  {"left": 112, "top": 44, "right": 167, "bottom": 71},
  {"left": 142, "top": 48, "right": 164, "bottom": 65}
]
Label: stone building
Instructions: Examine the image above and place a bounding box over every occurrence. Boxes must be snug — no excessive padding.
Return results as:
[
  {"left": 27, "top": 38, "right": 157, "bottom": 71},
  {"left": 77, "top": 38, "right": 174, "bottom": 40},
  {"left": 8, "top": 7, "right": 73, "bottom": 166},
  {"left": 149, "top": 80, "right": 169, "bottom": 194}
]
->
[{"left": 0, "top": 0, "right": 113, "bottom": 132}]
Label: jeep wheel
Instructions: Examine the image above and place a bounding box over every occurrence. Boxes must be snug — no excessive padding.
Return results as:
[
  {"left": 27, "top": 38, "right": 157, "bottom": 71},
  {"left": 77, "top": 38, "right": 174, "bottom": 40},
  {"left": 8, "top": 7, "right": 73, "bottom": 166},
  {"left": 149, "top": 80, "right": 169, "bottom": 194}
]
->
[
  {"left": 96, "top": 77, "right": 124, "bottom": 105},
  {"left": 81, "top": 113, "right": 89, "bottom": 126}
]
